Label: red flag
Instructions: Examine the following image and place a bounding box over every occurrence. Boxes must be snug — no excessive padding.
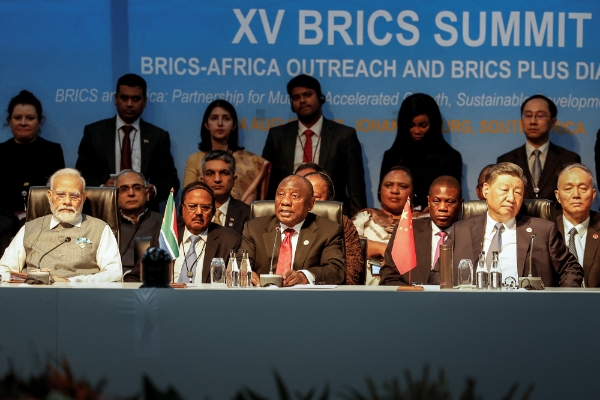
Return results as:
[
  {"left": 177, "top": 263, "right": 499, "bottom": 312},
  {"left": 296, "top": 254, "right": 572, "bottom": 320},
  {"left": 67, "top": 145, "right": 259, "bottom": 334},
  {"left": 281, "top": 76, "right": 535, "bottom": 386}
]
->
[{"left": 391, "top": 199, "right": 417, "bottom": 275}]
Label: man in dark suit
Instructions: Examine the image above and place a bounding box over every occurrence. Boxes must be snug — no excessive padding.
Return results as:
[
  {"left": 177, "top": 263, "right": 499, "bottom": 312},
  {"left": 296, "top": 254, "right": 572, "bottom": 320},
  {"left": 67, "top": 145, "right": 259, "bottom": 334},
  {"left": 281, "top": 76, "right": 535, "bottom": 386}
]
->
[
  {"left": 200, "top": 150, "right": 249, "bottom": 235},
  {"left": 125, "top": 181, "right": 241, "bottom": 283},
  {"left": 497, "top": 94, "right": 580, "bottom": 201},
  {"left": 241, "top": 175, "right": 345, "bottom": 286},
  {"left": 432, "top": 163, "right": 582, "bottom": 287},
  {"left": 554, "top": 163, "right": 600, "bottom": 287},
  {"left": 380, "top": 176, "right": 463, "bottom": 286},
  {"left": 76, "top": 73, "right": 179, "bottom": 207},
  {"left": 262, "top": 74, "right": 366, "bottom": 216}
]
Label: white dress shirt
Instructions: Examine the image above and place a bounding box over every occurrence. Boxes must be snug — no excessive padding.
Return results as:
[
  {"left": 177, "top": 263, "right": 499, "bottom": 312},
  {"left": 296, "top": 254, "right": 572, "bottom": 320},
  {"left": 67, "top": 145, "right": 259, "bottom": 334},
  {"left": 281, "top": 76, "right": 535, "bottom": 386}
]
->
[
  {"left": 562, "top": 215, "right": 589, "bottom": 267},
  {"left": 173, "top": 227, "right": 209, "bottom": 283},
  {"left": 525, "top": 140, "right": 550, "bottom": 176},
  {"left": 115, "top": 115, "right": 142, "bottom": 173},
  {"left": 430, "top": 223, "right": 452, "bottom": 269},
  {"left": 213, "top": 197, "right": 230, "bottom": 226},
  {"left": 0, "top": 215, "right": 122, "bottom": 282},
  {"left": 483, "top": 213, "right": 518, "bottom": 282},
  {"left": 279, "top": 220, "right": 315, "bottom": 284},
  {"left": 293, "top": 116, "right": 323, "bottom": 171}
]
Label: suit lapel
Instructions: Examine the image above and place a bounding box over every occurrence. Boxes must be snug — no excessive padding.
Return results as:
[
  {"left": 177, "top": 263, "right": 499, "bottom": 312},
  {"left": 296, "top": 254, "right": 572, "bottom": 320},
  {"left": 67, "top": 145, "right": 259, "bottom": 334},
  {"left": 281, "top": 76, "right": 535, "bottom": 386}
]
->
[
  {"left": 262, "top": 217, "right": 280, "bottom": 270},
  {"left": 139, "top": 119, "right": 151, "bottom": 174},
  {"left": 202, "top": 224, "right": 220, "bottom": 283},
  {"left": 294, "top": 214, "right": 318, "bottom": 270},
  {"left": 469, "top": 214, "right": 486, "bottom": 263},
  {"left": 226, "top": 199, "right": 241, "bottom": 230},
  {"left": 106, "top": 117, "right": 118, "bottom": 173},
  {"left": 318, "top": 118, "right": 333, "bottom": 166},
  {"left": 583, "top": 212, "right": 600, "bottom": 280},
  {"left": 512, "top": 146, "right": 536, "bottom": 198},
  {"left": 536, "top": 143, "right": 561, "bottom": 195},
  {"left": 516, "top": 216, "right": 532, "bottom": 277}
]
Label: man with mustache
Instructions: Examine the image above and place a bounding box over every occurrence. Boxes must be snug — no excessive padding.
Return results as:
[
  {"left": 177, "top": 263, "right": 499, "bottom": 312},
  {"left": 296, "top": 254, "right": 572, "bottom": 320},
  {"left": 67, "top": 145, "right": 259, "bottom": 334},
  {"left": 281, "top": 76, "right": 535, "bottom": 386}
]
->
[
  {"left": 125, "top": 182, "right": 241, "bottom": 283},
  {"left": 241, "top": 175, "right": 345, "bottom": 286},
  {"left": 0, "top": 168, "right": 122, "bottom": 282}
]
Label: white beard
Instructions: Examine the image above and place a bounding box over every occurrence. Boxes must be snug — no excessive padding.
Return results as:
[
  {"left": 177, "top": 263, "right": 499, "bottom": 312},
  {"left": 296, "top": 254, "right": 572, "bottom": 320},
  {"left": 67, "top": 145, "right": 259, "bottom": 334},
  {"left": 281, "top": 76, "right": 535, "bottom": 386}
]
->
[{"left": 49, "top": 203, "right": 82, "bottom": 224}]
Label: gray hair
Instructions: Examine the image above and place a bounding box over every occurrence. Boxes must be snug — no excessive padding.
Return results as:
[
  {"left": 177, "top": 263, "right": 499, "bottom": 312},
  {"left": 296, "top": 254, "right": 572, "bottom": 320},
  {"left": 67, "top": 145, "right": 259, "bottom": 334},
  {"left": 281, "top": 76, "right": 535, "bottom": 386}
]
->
[
  {"left": 49, "top": 168, "right": 86, "bottom": 191},
  {"left": 557, "top": 163, "right": 594, "bottom": 185},
  {"left": 201, "top": 150, "right": 236, "bottom": 175},
  {"left": 485, "top": 162, "right": 528, "bottom": 188},
  {"left": 115, "top": 169, "right": 147, "bottom": 186}
]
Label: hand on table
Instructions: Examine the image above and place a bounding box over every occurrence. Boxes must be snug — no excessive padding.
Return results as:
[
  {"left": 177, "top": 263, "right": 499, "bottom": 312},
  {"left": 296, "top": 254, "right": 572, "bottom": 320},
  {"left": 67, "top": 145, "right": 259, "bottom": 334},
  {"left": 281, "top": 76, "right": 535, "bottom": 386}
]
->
[{"left": 283, "top": 269, "right": 308, "bottom": 286}]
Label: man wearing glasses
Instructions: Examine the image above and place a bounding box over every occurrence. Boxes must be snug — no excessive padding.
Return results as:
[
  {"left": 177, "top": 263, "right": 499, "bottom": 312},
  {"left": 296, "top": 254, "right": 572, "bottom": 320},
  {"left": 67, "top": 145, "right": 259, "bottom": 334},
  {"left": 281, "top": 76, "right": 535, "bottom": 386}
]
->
[
  {"left": 125, "top": 182, "right": 241, "bottom": 283},
  {"left": 115, "top": 170, "right": 162, "bottom": 273},
  {"left": 0, "top": 168, "right": 122, "bottom": 282},
  {"left": 497, "top": 94, "right": 580, "bottom": 201}
]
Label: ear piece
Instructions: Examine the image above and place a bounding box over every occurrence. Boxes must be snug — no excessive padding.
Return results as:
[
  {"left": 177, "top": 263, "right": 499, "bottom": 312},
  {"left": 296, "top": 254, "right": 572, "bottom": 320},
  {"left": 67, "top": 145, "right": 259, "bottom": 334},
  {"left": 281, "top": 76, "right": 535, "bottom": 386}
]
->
[{"left": 319, "top": 95, "right": 326, "bottom": 104}]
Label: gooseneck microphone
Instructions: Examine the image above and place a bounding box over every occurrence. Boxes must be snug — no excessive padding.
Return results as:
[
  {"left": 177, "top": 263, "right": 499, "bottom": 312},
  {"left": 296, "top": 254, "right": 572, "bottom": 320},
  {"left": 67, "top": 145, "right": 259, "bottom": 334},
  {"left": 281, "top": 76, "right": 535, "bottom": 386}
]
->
[
  {"left": 518, "top": 234, "right": 544, "bottom": 290},
  {"left": 261, "top": 227, "right": 283, "bottom": 287},
  {"left": 27, "top": 237, "right": 71, "bottom": 285}
]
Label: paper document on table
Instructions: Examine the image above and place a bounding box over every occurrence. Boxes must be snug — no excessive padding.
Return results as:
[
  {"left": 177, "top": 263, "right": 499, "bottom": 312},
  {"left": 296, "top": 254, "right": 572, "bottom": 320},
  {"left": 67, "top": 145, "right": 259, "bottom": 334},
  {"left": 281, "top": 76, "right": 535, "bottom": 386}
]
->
[{"left": 290, "top": 284, "right": 337, "bottom": 289}]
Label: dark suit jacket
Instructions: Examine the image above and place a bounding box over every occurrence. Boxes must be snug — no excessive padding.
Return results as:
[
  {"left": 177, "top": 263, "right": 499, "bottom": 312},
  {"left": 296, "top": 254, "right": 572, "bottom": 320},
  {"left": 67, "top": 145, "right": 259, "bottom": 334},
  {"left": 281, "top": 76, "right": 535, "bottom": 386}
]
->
[
  {"left": 241, "top": 213, "right": 345, "bottom": 284},
  {"left": 497, "top": 142, "right": 580, "bottom": 201},
  {"left": 380, "top": 217, "right": 440, "bottom": 286},
  {"left": 430, "top": 213, "right": 583, "bottom": 287},
  {"left": 224, "top": 197, "right": 250, "bottom": 235},
  {"left": 262, "top": 118, "right": 366, "bottom": 216},
  {"left": 76, "top": 116, "right": 180, "bottom": 204},
  {"left": 124, "top": 221, "right": 241, "bottom": 283},
  {"left": 555, "top": 210, "right": 600, "bottom": 287}
]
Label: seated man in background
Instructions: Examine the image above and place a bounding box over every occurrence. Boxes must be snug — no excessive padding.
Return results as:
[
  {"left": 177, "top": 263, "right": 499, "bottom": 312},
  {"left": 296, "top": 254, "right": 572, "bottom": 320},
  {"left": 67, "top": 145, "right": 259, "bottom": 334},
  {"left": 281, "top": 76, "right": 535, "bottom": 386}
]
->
[
  {"left": 554, "top": 163, "right": 600, "bottom": 287},
  {"left": 201, "top": 150, "right": 249, "bottom": 235},
  {"left": 304, "top": 171, "right": 364, "bottom": 285},
  {"left": 475, "top": 164, "right": 495, "bottom": 201},
  {"left": 116, "top": 170, "right": 162, "bottom": 273},
  {"left": 380, "top": 176, "right": 462, "bottom": 286},
  {"left": 0, "top": 168, "right": 122, "bottom": 282},
  {"left": 241, "top": 175, "right": 345, "bottom": 286},
  {"left": 294, "top": 162, "right": 324, "bottom": 177},
  {"left": 125, "top": 182, "right": 241, "bottom": 283},
  {"left": 433, "top": 162, "right": 582, "bottom": 287}
]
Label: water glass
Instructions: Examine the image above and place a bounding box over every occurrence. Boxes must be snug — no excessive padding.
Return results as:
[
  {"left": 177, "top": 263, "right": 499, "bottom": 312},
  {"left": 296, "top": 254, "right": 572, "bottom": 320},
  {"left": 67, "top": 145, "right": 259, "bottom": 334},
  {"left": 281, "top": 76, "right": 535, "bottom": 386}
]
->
[
  {"left": 210, "top": 258, "right": 226, "bottom": 287},
  {"left": 457, "top": 259, "right": 474, "bottom": 289}
]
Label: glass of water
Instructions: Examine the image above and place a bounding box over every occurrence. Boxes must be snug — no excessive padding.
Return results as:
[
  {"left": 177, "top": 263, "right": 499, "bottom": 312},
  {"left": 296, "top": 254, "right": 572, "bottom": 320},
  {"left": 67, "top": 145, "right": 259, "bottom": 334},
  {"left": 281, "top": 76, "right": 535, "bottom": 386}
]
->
[
  {"left": 210, "top": 258, "right": 226, "bottom": 287},
  {"left": 457, "top": 259, "right": 474, "bottom": 289}
]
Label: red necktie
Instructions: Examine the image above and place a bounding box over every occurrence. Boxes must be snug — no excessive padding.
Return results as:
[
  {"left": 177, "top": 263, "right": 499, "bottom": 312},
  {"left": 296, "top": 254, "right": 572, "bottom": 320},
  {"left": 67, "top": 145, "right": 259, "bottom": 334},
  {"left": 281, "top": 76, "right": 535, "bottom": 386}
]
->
[
  {"left": 432, "top": 231, "right": 448, "bottom": 270},
  {"left": 276, "top": 228, "right": 295, "bottom": 274},
  {"left": 120, "top": 125, "right": 134, "bottom": 170},
  {"left": 303, "top": 130, "right": 314, "bottom": 163}
]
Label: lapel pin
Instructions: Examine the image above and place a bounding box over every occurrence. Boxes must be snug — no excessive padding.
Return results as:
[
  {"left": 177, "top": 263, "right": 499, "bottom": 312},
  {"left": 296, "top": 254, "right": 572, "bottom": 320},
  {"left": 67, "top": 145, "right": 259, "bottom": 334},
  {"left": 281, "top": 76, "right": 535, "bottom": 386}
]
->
[
  {"left": 526, "top": 227, "right": 532, "bottom": 233},
  {"left": 143, "top": 139, "right": 149, "bottom": 143},
  {"left": 303, "top": 240, "right": 309, "bottom": 245},
  {"left": 228, "top": 222, "right": 233, "bottom": 227},
  {"left": 594, "top": 234, "right": 598, "bottom": 240}
]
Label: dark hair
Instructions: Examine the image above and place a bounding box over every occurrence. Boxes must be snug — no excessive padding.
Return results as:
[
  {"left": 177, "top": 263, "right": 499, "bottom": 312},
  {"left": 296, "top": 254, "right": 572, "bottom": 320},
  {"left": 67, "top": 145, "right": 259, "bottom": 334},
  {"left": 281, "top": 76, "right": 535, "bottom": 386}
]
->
[
  {"left": 485, "top": 162, "right": 528, "bottom": 188},
  {"left": 304, "top": 171, "right": 336, "bottom": 200},
  {"left": 294, "top": 162, "right": 324, "bottom": 175},
  {"left": 287, "top": 74, "right": 325, "bottom": 103},
  {"left": 141, "top": 247, "right": 173, "bottom": 288},
  {"left": 6, "top": 90, "right": 44, "bottom": 126},
  {"left": 477, "top": 164, "right": 496, "bottom": 188},
  {"left": 428, "top": 175, "right": 461, "bottom": 196},
  {"left": 116, "top": 73, "right": 147, "bottom": 97},
  {"left": 378, "top": 166, "right": 413, "bottom": 203},
  {"left": 390, "top": 93, "right": 444, "bottom": 150},
  {"left": 521, "top": 94, "right": 557, "bottom": 119},
  {"left": 202, "top": 150, "right": 236, "bottom": 175},
  {"left": 181, "top": 181, "right": 216, "bottom": 211},
  {"left": 198, "top": 100, "right": 243, "bottom": 152}
]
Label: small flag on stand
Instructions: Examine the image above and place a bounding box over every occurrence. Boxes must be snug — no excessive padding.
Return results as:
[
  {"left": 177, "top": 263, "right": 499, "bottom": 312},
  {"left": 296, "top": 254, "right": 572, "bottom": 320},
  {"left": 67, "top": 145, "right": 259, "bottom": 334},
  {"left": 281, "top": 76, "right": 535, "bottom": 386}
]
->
[
  {"left": 159, "top": 189, "right": 179, "bottom": 260},
  {"left": 391, "top": 199, "right": 417, "bottom": 276}
]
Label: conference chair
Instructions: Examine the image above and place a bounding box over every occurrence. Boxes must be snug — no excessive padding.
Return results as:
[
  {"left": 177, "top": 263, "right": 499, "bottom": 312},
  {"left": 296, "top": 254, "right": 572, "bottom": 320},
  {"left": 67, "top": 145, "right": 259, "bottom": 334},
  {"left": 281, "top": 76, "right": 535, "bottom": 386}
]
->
[
  {"left": 133, "top": 236, "right": 153, "bottom": 267},
  {"left": 461, "top": 199, "right": 555, "bottom": 222},
  {"left": 26, "top": 186, "right": 120, "bottom": 244}
]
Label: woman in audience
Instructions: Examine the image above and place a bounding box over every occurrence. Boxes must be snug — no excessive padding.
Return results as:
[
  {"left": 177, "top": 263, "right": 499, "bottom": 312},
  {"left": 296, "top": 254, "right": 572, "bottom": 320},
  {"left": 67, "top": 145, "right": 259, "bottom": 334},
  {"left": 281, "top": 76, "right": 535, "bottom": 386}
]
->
[
  {"left": 304, "top": 171, "right": 364, "bottom": 285},
  {"left": 0, "top": 90, "right": 65, "bottom": 224},
  {"left": 353, "top": 166, "right": 413, "bottom": 285},
  {"left": 184, "top": 100, "right": 271, "bottom": 203},
  {"left": 380, "top": 93, "right": 461, "bottom": 212}
]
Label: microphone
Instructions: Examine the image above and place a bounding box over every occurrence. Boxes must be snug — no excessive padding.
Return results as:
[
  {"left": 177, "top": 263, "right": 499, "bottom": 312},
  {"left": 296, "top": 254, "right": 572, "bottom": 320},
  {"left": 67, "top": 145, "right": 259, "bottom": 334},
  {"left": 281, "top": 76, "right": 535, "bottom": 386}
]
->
[
  {"left": 518, "top": 234, "right": 544, "bottom": 290},
  {"left": 260, "top": 227, "right": 283, "bottom": 287},
  {"left": 27, "top": 237, "right": 71, "bottom": 285}
]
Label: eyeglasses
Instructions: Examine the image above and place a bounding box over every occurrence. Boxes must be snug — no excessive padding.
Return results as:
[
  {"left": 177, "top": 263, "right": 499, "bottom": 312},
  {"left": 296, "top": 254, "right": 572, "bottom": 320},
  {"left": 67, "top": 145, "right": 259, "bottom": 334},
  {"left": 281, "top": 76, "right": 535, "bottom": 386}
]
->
[
  {"left": 52, "top": 191, "right": 82, "bottom": 201},
  {"left": 117, "top": 184, "right": 145, "bottom": 194},
  {"left": 183, "top": 203, "right": 213, "bottom": 213},
  {"left": 521, "top": 113, "right": 550, "bottom": 120}
]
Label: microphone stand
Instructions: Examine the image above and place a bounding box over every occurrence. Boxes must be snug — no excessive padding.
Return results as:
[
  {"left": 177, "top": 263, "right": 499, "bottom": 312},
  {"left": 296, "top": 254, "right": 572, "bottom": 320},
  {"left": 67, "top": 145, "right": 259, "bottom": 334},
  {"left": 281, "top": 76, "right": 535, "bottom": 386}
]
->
[
  {"left": 260, "top": 227, "right": 283, "bottom": 287},
  {"left": 26, "top": 237, "right": 71, "bottom": 285},
  {"left": 518, "top": 234, "right": 544, "bottom": 290}
]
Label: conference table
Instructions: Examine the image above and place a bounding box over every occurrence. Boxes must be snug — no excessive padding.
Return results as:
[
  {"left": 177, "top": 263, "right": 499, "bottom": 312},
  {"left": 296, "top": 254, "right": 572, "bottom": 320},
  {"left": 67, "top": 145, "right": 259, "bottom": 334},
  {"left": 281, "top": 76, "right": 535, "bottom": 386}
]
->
[{"left": 1, "top": 282, "right": 597, "bottom": 399}]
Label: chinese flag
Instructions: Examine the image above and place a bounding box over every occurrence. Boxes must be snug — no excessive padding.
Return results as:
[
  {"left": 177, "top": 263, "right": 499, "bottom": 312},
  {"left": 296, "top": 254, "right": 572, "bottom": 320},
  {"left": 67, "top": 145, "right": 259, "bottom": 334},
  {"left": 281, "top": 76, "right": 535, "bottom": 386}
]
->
[{"left": 391, "top": 199, "right": 417, "bottom": 275}]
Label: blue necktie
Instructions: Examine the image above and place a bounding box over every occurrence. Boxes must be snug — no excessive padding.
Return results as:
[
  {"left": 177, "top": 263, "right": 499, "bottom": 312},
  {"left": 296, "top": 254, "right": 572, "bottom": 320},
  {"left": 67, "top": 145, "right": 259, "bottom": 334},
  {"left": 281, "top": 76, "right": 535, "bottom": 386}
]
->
[{"left": 178, "top": 235, "right": 200, "bottom": 283}]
